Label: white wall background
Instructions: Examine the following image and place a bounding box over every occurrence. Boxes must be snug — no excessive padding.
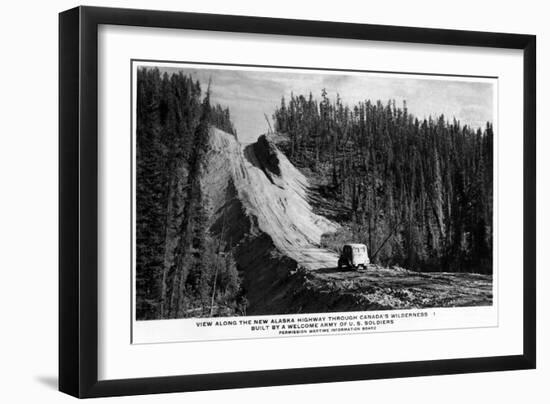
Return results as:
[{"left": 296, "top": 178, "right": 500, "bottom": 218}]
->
[{"left": 0, "top": 0, "right": 545, "bottom": 402}]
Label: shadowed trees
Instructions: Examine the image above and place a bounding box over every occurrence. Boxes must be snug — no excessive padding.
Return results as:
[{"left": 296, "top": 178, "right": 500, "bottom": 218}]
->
[{"left": 136, "top": 67, "right": 242, "bottom": 320}]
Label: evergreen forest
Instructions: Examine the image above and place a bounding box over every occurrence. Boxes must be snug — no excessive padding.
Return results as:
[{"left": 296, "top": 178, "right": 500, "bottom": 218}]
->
[
  {"left": 273, "top": 91, "right": 493, "bottom": 274},
  {"left": 136, "top": 67, "right": 243, "bottom": 320}
]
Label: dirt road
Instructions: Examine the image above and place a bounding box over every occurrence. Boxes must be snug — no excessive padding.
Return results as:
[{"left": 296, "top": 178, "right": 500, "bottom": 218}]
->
[{"left": 267, "top": 265, "right": 493, "bottom": 314}]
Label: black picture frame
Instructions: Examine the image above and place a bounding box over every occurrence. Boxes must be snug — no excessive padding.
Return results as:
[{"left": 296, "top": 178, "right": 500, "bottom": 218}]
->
[{"left": 59, "top": 5, "right": 536, "bottom": 398}]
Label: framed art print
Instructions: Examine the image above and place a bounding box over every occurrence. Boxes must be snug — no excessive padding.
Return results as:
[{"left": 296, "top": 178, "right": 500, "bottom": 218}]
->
[{"left": 59, "top": 6, "right": 536, "bottom": 398}]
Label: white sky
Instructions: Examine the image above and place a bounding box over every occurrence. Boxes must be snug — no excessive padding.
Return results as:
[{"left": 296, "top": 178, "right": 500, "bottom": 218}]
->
[{"left": 159, "top": 65, "right": 494, "bottom": 144}]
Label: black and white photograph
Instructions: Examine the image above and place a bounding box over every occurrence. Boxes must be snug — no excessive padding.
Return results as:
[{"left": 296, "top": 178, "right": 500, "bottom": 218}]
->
[{"left": 134, "top": 61, "right": 495, "bottom": 332}]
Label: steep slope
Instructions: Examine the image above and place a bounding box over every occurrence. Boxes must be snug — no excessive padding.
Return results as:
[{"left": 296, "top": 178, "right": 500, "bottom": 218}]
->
[
  {"left": 200, "top": 128, "right": 340, "bottom": 313},
  {"left": 202, "top": 129, "right": 339, "bottom": 263}
]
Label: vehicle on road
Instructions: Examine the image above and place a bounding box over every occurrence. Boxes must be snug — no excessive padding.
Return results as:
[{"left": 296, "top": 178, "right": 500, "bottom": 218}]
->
[{"left": 338, "top": 243, "right": 370, "bottom": 270}]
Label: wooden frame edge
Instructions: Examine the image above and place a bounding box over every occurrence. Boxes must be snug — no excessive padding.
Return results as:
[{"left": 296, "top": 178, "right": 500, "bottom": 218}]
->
[{"left": 59, "top": 6, "right": 81, "bottom": 398}]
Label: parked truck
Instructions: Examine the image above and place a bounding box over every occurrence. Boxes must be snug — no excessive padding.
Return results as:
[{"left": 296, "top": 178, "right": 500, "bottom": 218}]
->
[{"left": 338, "top": 243, "right": 370, "bottom": 270}]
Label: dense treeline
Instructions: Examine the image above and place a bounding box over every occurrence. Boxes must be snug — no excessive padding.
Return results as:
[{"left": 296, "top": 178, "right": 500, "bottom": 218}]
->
[
  {"left": 273, "top": 91, "right": 493, "bottom": 274},
  {"left": 136, "top": 67, "right": 243, "bottom": 320}
]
